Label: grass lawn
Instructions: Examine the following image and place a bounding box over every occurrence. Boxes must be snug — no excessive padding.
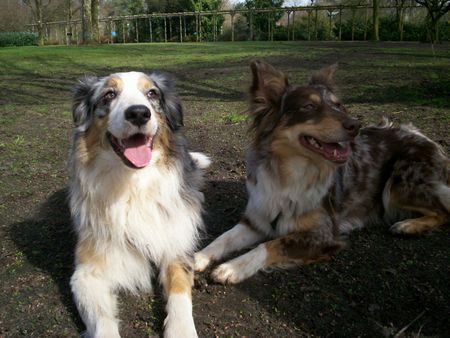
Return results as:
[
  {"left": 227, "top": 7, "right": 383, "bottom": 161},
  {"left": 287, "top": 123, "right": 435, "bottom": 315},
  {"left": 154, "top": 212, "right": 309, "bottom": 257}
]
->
[{"left": 0, "top": 41, "right": 449, "bottom": 337}]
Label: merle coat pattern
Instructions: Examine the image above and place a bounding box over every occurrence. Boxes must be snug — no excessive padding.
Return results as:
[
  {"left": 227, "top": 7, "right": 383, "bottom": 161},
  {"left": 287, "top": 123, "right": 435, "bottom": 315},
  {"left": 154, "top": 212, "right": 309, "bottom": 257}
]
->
[{"left": 194, "top": 60, "right": 450, "bottom": 284}]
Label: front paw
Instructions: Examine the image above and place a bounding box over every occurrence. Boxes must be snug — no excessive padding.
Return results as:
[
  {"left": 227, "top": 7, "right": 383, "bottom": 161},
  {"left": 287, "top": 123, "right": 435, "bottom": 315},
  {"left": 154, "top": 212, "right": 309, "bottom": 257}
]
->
[
  {"left": 164, "top": 293, "right": 197, "bottom": 338},
  {"left": 164, "top": 314, "right": 197, "bottom": 338},
  {"left": 212, "top": 261, "right": 251, "bottom": 285},
  {"left": 390, "top": 220, "right": 419, "bottom": 234},
  {"left": 194, "top": 251, "right": 212, "bottom": 272},
  {"left": 211, "top": 245, "right": 266, "bottom": 284}
]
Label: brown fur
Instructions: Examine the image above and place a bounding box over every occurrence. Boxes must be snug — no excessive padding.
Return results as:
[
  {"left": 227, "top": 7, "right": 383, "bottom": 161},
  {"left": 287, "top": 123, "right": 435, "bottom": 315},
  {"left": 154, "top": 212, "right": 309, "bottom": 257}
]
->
[
  {"left": 75, "top": 117, "right": 109, "bottom": 166},
  {"left": 164, "top": 262, "right": 194, "bottom": 298}
]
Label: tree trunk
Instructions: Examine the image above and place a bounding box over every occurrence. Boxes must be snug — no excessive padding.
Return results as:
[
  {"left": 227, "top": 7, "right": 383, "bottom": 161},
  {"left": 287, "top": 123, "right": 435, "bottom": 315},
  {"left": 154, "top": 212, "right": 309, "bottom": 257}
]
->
[
  {"left": 34, "top": 0, "right": 44, "bottom": 46},
  {"left": 91, "top": 0, "right": 99, "bottom": 43},
  {"left": 81, "top": 0, "right": 92, "bottom": 44},
  {"left": 372, "top": 0, "right": 379, "bottom": 41},
  {"left": 429, "top": 15, "right": 439, "bottom": 43}
]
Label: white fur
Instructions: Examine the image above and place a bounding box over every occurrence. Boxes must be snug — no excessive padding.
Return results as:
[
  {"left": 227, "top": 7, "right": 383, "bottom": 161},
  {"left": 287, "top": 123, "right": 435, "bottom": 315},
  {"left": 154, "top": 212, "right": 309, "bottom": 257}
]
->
[
  {"left": 212, "top": 244, "right": 268, "bottom": 284},
  {"left": 164, "top": 294, "right": 198, "bottom": 338},
  {"left": 189, "top": 151, "right": 212, "bottom": 170},
  {"left": 194, "top": 223, "right": 265, "bottom": 272},
  {"left": 246, "top": 157, "right": 334, "bottom": 237},
  {"left": 436, "top": 183, "right": 450, "bottom": 213},
  {"left": 107, "top": 72, "right": 158, "bottom": 140},
  {"left": 70, "top": 72, "right": 205, "bottom": 337}
]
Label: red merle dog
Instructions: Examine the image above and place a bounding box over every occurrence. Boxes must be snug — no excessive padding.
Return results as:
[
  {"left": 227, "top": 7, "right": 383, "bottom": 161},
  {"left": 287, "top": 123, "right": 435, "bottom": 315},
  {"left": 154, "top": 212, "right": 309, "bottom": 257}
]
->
[{"left": 194, "top": 60, "right": 450, "bottom": 284}]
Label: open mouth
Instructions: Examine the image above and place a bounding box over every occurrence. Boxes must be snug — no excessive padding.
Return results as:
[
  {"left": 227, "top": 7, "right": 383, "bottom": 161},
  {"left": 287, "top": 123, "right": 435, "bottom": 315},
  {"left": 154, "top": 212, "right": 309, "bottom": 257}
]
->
[
  {"left": 107, "top": 132, "right": 153, "bottom": 169},
  {"left": 299, "top": 135, "right": 351, "bottom": 164}
]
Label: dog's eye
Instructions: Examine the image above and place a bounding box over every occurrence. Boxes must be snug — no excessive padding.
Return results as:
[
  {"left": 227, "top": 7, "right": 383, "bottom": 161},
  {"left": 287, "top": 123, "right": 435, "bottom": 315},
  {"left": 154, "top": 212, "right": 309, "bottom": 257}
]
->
[
  {"left": 104, "top": 91, "right": 116, "bottom": 100},
  {"left": 147, "top": 89, "right": 158, "bottom": 99}
]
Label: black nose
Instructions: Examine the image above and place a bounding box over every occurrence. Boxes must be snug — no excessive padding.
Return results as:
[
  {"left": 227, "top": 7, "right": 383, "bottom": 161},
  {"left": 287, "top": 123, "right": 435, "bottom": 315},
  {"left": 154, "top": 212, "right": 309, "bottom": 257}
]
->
[
  {"left": 343, "top": 118, "right": 361, "bottom": 137},
  {"left": 125, "top": 105, "right": 151, "bottom": 127}
]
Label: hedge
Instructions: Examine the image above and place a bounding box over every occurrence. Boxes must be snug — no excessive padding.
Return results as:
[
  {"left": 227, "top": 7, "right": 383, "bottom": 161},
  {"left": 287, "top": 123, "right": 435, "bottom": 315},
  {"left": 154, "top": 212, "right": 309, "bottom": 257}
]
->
[{"left": 0, "top": 32, "right": 37, "bottom": 47}]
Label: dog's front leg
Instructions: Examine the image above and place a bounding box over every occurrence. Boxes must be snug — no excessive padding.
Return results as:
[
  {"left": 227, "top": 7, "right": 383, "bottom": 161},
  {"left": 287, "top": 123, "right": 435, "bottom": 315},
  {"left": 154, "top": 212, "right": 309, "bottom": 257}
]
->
[
  {"left": 194, "top": 219, "right": 266, "bottom": 272},
  {"left": 71, "top": 262, "right": 120, "bottom": 338},
  {"left": 161, "top": 260, "right": 198, "bottom": 338},
  {"left": 212, "top": 223, "right": 343, "bottom": 284}
]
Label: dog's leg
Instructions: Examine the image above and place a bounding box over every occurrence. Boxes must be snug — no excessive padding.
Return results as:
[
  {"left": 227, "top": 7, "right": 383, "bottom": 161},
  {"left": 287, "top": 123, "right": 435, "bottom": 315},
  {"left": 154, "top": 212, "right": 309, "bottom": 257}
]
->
[
  {"left": 391, "top": 213, "right": 447, "bottom": 234},
  {"left": 212, "top": 228, "right": 342, "bottom": 284},
  {"left": 71, "top": 262, "right": 120, "bottom": 338},
  {"left": 384, "top": 172, "right": 449, "bottom": 234},
  {"left": 161, "top": 260, "right": 197, "bottom": 338},
  {"left": 194, "top": 219, "right": 266, "bottom": 272}
]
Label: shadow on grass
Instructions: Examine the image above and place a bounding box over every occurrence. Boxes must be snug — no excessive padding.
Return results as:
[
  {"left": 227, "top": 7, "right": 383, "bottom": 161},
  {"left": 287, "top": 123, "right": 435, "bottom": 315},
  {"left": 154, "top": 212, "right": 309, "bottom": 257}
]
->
[
  {"left": 348, "top": 76, "right": 450, "bottom": 108},
  {"left": 0, "top": 52, "right": 248, "bottom": 107},
  {"left": 8, "top": 188, "right": 84, "bottom": 332}
]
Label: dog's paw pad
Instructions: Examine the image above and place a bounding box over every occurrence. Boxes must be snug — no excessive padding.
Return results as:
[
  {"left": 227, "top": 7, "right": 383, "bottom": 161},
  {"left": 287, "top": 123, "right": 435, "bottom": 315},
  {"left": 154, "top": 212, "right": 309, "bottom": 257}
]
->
[{"left": 194, "top": 252, "right": 212, "bottom": 272}]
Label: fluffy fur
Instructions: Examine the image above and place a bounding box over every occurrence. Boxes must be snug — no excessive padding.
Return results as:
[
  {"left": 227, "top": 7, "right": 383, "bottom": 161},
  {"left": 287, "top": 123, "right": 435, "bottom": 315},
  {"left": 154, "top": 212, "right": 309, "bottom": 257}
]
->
[
  {"left": 69, "top": 71, "right": 209, "bottom": 337},
  {"left": 195, "top": 60, "right": 449, "bottom": 284}
]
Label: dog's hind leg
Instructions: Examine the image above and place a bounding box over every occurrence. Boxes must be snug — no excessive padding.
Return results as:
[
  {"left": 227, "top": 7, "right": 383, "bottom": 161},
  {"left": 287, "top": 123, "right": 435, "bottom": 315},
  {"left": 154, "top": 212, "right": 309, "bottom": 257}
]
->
[
  {"left": 161, "top": 260, "right": 197, "bottom": 338},
  {"left": 384, "top": 168, "right": 449, "bottom": 234},
  {"left": 211, "top": 222, "right": 342, "bottom": 284},
  {"left": 194, "top": 217, "right": 266, "bottom": 272}
]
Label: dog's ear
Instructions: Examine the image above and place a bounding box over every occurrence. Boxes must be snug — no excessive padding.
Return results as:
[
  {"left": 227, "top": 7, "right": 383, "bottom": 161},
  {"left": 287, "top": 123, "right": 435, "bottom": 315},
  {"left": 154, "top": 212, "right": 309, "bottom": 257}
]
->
[
  {"left": 309, "top": 63, "right": 338, "bottom": 92},
  {"left": 72, "top": 76, "right": 98, "bottom": 130},
  {"left": 150, "top": 72, "right": 183, "bottom": 131},
  {"left": 249, "top": 60, "right": 289, "bottom": 110}
]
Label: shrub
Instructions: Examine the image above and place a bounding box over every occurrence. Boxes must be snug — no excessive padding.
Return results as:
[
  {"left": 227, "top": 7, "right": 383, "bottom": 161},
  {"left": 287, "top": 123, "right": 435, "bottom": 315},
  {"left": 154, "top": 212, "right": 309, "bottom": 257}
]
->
[{"left": 0, "top": 32, "right": 37, "bottom": 47}]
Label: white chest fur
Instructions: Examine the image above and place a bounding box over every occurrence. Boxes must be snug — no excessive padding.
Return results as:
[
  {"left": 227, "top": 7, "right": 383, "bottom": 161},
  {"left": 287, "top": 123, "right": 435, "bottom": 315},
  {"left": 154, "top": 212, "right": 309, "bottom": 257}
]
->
[
  {"left": 70, "top": 149, "right": 202, "bottom": 266},
  {"left": 245, "top": 157, "right": 334, "bottom": 237}
]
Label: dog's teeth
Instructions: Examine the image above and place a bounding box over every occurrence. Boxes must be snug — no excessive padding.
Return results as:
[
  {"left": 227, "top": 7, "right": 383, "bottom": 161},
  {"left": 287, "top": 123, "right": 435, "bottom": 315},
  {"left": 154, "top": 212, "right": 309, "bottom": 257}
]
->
[
  {"left": 338, "top": 141, "right": 347, "bottom": 148},
  {"left": 308, "top": 137, "right": 320, "bottom": 148},
  {"left": 333, "top": 149, "right": 337, "bottom": 157}
]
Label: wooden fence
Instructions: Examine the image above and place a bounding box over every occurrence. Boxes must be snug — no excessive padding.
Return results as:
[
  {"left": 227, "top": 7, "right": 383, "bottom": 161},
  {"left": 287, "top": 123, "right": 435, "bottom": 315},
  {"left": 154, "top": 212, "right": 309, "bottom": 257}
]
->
[{"left": 27, "top": 4, "right": 438, "bottom": 45}]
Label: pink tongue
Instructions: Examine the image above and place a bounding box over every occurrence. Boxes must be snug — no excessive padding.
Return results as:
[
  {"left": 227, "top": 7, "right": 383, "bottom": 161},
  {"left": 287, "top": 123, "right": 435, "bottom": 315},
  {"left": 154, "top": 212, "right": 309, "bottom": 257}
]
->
[
  {"left": 122, "top": 134, "right": 152, "bottom": 168},
  {"left": 322, "top": 142, "right": 350, "bottom": 161}
]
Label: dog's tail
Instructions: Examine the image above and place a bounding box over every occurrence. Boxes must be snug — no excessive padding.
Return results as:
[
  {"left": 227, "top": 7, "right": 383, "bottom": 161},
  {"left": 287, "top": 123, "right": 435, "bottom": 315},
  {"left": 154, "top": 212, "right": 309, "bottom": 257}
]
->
[{"left": 189, "top": 152, "right": 212, "bottom": 169}]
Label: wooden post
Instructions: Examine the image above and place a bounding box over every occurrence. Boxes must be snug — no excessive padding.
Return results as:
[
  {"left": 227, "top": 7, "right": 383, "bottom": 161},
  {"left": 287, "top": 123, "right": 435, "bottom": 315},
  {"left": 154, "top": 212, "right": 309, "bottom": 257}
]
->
[
  {"left": 199, "top": 14, "right": 202, "bottom": 41},
  {"left": 169, "top": 16, "right": 172, "bottom": 41},
  {"left": 196, "top": 14, "right": 199, "bottom": 42},
  {"left": 314, "top": 8, "right": 318, "bottom": 40},
  {"left": 136, "top": 18, "right": 139, "bottom": 43},
  {"left": 287, "top": 11, "right": 290, "bottom": 41},
  {"left": 307, "top": 10, "right": 311, "bottom": 41},
  {"left": 328, "top": 10, "right": 332, "bottom": 40},
  {"left": 231, "top": 12, "right": 235, "bottom": 42},
  {"left": 214, "top": 14, "right": 217, "bottom": 41},
  {"left": 122, "top": 20, "right": 126, "bottom": 43},
  {"left": 164, "top": 17, "right": 167, "bottom": 42},
  {"left": 267, "top": 13, "right": 270, "bottom": 41},
  {"left": 149, "top": 17, "right": 153, "bottom": 42},
  {"left": 249, "top": 10, "right": 253, "bottom": 41},
  {"left": 338, "top": 8, "right": 342, "bottom": 41},
  {"left": 179, "top": 16, "right": 183, "bottom": 42},
  {"left": 184, "top": 16, "right": 187, "bottom": 38},
  {"left": 364, "top": 4, "right": 369, "bottom": 40},
  {"left": 271, "top": 11, "right": 274, "bottom": 41},
  {"left": 351, "top": 9, "right": 355, "bottom": 41},
  {"left": 292, "top": 11, "right": 295, "bottom": 41}
]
